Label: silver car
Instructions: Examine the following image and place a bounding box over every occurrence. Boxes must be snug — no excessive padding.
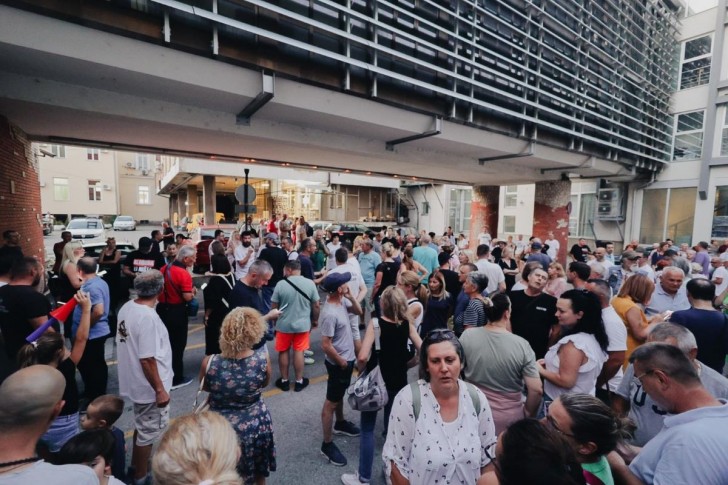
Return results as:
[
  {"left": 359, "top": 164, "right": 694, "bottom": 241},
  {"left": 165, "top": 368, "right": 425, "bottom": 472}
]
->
[
  {"left": 113, "top": 215, "right": 136, "bottom": 231},
  {"left": 66, "top": 218, "right": 105, "bottom": 239}
]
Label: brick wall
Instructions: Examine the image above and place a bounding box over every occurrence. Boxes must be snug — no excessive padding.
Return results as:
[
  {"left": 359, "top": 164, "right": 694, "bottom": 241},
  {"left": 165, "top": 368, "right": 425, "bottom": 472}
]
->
[
  {"left": 533, "top": 180, "right": 571, "bottom": 266},
  {"left": 469, "top": 185, "right": 500, "bottom": 250},
  {"left": 0, "top": 116, "right": 45, "bottom": 262}
]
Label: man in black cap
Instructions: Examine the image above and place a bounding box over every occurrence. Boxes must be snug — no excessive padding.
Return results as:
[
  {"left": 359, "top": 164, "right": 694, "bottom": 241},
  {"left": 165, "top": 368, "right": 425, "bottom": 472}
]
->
[
  {"left": 319, "top": 271, "right": 363, "bottom": 467},
  {"left": 122, "top": 237, "right": 165, "bottom": 284},
  {"left": 526, "top": 239, "right": 551, "bottom": 271}
]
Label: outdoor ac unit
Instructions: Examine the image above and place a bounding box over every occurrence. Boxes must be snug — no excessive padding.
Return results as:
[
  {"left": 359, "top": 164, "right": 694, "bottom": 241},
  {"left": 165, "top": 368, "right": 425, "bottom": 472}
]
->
[
  {"left": 596, "top": 180, "right": 625, "bottom": 221},
  {"left": 125, "top": 162, "right": 134, "bottom": 167},
  {"left": 102, "top": 185, "right": 111, "bottom": 191},
  {"left": 142, "top": 170, "right": 149, "bottom": 176}
]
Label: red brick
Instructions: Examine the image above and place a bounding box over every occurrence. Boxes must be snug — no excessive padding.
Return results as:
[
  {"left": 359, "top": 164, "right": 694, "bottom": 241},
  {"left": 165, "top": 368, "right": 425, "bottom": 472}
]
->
[{"left": 532, "top": 180, "right": 570, "bottom": 266}]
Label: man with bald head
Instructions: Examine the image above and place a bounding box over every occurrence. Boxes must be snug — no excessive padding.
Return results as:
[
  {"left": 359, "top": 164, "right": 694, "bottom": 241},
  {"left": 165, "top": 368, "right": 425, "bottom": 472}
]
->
[{"left": 0, "top": 366, "right": 98, "bottom": 483}]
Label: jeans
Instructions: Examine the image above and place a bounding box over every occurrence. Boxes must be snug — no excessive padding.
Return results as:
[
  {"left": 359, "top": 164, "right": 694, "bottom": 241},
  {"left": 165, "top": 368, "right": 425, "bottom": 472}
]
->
[
  {"left": 40, "top": 412, "right": 79, "bottom": 452},
  {"left": 156, "top": 303, "right": 188, "bottom": 382},
  {"left": 358, "top": 395, "right": 395, "bottom": 482},
  {"left": 76, "top": 335, "right": 109, "bottom": 401},
  {"left": 261, "top": 285, "right": 274, "bottom": 314}
]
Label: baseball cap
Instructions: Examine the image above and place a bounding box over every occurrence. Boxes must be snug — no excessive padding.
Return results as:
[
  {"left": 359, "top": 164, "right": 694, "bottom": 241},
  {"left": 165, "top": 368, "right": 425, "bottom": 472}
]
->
[
  {"left": 321, "top": 272, "right": 351, "bottom": 293},
  {"left": 531, "top": 242, "right": 543, "bottom": 250},
  {"left": 265, "top": 233, "right": 280, "bottom": 244},
  {"left": 622, "top": 250, "right": 640, "bottom": 260}
]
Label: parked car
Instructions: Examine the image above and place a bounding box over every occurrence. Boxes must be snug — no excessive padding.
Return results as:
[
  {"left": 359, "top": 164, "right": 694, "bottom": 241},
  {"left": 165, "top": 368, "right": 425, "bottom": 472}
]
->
[
  {"left": 324, "top": 222, "right": 371, "bottom": 245},
  {"left": 190, "top": 224, "right": 236, "bottom": 274},
  {"left": 309, "top": 220, "right": 333, "bottom": 234},
  {"left": 66, "top": 218, "right": 105, "bottom": 239},
  {"left": 80, "top": 239, "right": 137, "bottom": 260},
  {"left": 113, "top": 215, "right": 137, "bottom": 231}
]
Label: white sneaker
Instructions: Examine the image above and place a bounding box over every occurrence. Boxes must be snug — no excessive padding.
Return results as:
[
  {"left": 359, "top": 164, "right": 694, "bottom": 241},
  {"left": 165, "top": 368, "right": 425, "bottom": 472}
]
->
[
  {"left": 304, "top": 357, "right": 315, "bottom": 365},
  {"left": 341, "top": 472, "right": 367, "bottom": 484},
  {"left": 304, "top": 349, "right": 314, "bottom": 357}
]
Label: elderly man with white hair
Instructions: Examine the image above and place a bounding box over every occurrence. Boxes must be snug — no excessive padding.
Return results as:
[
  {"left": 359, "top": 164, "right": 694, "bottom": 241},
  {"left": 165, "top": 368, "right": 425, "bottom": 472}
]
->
[{"left": 645, "top": 266, "right": 690, "bottom": 318}]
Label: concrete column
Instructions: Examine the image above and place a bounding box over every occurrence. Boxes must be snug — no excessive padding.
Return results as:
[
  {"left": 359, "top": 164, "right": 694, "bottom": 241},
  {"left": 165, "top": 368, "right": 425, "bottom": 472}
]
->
[
  {"left": 533, "top": 180, "right": 571, "bottom": 265},
  {"left": 169, "top": 193, "right": 178, "bottom": 225},
  {"left": 469, "top": 185, "right": 500, "bottom": 250},
  {"left": 203, "top": 175, "right": 216, "bottom": 224},
  {"left": 177, "top": 190, "right": 188, "bottom": 221},
  {"left": 187, "top": 184, "right": 199, "bottom": 215}
]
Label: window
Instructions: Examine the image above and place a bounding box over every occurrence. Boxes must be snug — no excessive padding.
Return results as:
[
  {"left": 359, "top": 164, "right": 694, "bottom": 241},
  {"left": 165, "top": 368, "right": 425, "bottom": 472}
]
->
[
  {"left": 49, "top": 145, "right": 65, "bottom": 158},
  {"left": 135, "top": 154, "right": 151, "bottom": 171},
  {"left": 713, "top": 186, "right": 728, "bottom": 237},
  {"left": 53, "top": 178, "right": 69, "bottom": 201},
  {"left": 569, "top": 193, "right": 596, "bottom": 238},
  {"left": 680, "top": 35, "right": 711, "bottom": 89},
  {"left": 87, "top": 148, "right": 100, "bottom": 160},
  {"left": 502, "top": 215, "right": 516, "bottom": 233},
  {"left": 88, "top": 180, "right": 102, "bottom": 201},
  {"left": 673, "top": 111, "right": 704, "bottom": 160},
  {"left": 720, "top": 110, "right": 728, "bottom": 157},
  {"left": 640, "top": 188, "right": 696, "bottom": 244},
  {"left": 138, "top": 185, "right": 151, "bottom": 205},
  {"left": 448, "top": 188, "right": 472, "bottom": 235},
  {"left": 504, "top": 185, "right": 518, "bottom": 208}
]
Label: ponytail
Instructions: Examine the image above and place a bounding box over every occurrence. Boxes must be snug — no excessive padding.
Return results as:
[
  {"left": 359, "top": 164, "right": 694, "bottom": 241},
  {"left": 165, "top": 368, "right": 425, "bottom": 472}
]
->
[{"left": 17, "top": 333, "right": 64, "bottom": 369}]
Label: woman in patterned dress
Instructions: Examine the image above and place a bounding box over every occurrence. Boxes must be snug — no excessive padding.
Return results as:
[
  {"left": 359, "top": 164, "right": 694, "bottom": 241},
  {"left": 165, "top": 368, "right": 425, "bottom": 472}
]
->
[{"left": 199, "top": 307, "right": 276, "bottom": 484}]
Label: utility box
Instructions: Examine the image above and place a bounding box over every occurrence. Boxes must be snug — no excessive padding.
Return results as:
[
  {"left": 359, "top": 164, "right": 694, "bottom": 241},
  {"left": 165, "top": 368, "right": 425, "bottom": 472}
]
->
[{"left": 596, "top": 180, "right": 625, "bottom": 221}]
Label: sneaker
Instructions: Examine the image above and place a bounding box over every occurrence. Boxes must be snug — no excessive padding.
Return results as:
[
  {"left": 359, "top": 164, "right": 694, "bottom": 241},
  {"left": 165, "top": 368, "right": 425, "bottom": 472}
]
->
[
  {"left": 170, "top": 378, "right": 193, "bottom": 390},
  {"left": 341, "top": 472, "right": 367, "bottom": 484},
  {"left": 304, "top": 357, "right": 315, "bottom": 365},
  {"left": 321, "top": 441, "right": 347, "bottom": 466},
  {"left": 304, "top": 349, "right": 314, "bottom": 357},
  {"left": 294, "top": 377, "right": 309, "bottom": 392},
  {"left": 275, "top": 377, "right": 289, "bottom": 391},
  {"left": 333, "top": 420, "right": 361, "bottom": 437}
]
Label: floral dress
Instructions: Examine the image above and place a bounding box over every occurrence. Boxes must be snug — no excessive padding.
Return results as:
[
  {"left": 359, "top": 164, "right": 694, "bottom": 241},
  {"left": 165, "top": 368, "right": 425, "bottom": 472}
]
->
[{"left": 207, "top": 350, "right": 276, "bottom": 482}]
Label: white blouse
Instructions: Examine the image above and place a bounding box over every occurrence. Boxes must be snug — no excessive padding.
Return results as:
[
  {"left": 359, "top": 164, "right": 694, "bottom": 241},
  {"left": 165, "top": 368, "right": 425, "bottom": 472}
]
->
[
  {"left": 382, "top": 379, "right": 496, "bottom": 485},
  {"left": 544, "top": 332, "right": 607, "bottom": 399}
]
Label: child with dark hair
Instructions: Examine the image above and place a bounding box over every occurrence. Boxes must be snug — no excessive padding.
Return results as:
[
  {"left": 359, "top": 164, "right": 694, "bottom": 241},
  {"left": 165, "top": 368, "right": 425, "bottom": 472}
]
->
[
  {"left": 80, "top": 395, "right": 126, "bottom": 481},
  {"left": 57, "top": 429, "right": 125, "bottom": 485}
]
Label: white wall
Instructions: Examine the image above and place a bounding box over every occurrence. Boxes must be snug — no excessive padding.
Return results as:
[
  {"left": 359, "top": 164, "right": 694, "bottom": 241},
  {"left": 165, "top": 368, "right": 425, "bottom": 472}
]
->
[
  {"left": 498, "top": 184, "right": 534, "bottom": 239},
  {"left": 408, "top": 184, "right": 450, "bottom": 233}
]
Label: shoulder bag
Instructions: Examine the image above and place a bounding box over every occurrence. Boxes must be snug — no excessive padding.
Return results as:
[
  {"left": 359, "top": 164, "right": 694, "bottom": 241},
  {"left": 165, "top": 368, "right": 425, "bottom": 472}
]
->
[
  {"left": 165, "top": 263, "right": 199, "bottom": 317},
  {"left": 193, "top": 354, "right": 216, "bottom": 414},
  {"left": 347, "top": 318, "right": 388, "bottom": 412}
]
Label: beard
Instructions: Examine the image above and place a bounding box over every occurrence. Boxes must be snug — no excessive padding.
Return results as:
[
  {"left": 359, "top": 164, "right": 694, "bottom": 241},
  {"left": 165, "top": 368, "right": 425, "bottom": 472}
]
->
[{"left": 242, "top": 241, "right": 251, "bottom": 247}]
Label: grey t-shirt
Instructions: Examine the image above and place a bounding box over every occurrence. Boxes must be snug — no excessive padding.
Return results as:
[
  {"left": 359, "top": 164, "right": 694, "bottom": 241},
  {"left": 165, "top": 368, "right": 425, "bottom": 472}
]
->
[
  {"left": 271, "top": 275, "right": 319, "bottom": 334},
  {"left": 460, "top": 328, "right": 538, "bottom": 393},
  {"left": 319, "top": 298, "right": 355, "bottom": 363},
  {"left": 0, "top": 461, "right": 98, "bottom": 484},
  {"left": 616, "top": 362, "right": 728, "bottom": 446}
]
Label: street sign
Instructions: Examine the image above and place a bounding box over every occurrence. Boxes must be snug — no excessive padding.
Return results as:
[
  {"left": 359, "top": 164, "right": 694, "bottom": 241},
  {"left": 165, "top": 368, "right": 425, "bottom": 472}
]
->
[
  {"left": 235, "top": 184, "right": 257, "bottom": 204},
  {"left": 235, "top": 204, "right": 257, "bottom": 214}
]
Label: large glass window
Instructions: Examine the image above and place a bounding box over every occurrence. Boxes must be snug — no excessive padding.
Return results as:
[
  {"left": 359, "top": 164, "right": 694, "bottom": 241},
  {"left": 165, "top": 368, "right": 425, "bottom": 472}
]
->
[
  {"left": 448, "top": 188, "right": 472, "bottom": 235},
  {"left": 673, "top": 111, "right": 704, "bottom": 160},
  {"left": 720, "top": 110, "right": 728, "bottom": 157},
  {"left": 713, "top": 186, "right": 728, "bottom": 237},
  {"left": 137, "top": 185, "right": 151, "bottom": 205},
  {"left": 504, "top": 185, "right": 518, "bottom": 208},
  {"left": 640, "top": 188, "right": 696, "bottom": 244},
  {"left": 135, "top": 154, "right": 151, "bottom": 171},
  {"left": 54, "top": 177, "right": 69, "bottom": 201},
  {"left": 502, "top": 215, "right": 516, "bottom": 233},
  {"left": 680, "top": 35, "right": 711, "bottom": 89},
  {"left": 568, "top": 193, "right": 596, "bottom": 238},
  {"left": 88, "top": 180, "right": 102, "bottom": 201}
]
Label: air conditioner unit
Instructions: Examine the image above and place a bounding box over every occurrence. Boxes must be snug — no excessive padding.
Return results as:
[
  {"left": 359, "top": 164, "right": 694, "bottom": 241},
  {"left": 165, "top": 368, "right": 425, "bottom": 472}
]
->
[
  {"left": 125, "top": 162, "right": 134, "bottom": 167},
  {"left": 142, "top": 169, "right": 149, "bottom": 176},
  {"left": 596, "top": 180, "right": 625, "bottom": 221},
  {"left": 102, "top": 184, "right": 111, "bottom": 191}
]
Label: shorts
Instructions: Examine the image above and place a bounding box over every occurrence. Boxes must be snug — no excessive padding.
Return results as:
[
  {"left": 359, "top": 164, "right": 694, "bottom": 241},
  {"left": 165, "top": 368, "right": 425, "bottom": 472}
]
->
[
  {"left": 275, "top": 331, "right": 310, "bottom": 352},
  {"left": 133, "top": 402, "right": 170, "bottom": 446},
  {"left": 363, "top": 286, "right": 374, "bottom": 313},
  {"left": 325, "top": 360, "right": 355, "bottom": 402}
]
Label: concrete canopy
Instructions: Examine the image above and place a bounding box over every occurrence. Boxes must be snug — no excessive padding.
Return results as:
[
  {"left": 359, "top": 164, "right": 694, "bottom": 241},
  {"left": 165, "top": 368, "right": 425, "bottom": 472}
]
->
[{"left": 0, "top": 6, "right": 633, "bottom": 186}]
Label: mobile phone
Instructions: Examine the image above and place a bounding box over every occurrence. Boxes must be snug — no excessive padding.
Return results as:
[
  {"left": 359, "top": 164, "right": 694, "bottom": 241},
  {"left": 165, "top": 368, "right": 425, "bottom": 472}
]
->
[
  {"left": 279, "top": 303, "right": 289, "bottom": 311},
  {"left": 201, "top": 283, "right": 208, "bottom": 290}
]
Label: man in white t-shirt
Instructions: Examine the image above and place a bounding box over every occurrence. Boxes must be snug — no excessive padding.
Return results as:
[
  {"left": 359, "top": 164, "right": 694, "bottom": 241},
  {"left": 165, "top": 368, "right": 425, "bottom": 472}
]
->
[
  {"left": 544, "top": 231, "right": 560, "bottom": 261},
  {"left": 475, "top": 244, "right": 506, "bottom": 294},
  {"left": 477, "top": 229, "right": 492, "bottom": 247},
  {"left": 234, "top": 230, "right": 256, "bottom": 280},
  {"left": 586, "top": 279, "right": 627, "bottom": 402},
  {"left": 0, "top": 366, "right": 98, "bottom": 485},
  {"left": 711, "top": 257, "right": 728, "bottom": 297},
  {"left": 116, "top": 270, "right": 172, "bottom": 485}
]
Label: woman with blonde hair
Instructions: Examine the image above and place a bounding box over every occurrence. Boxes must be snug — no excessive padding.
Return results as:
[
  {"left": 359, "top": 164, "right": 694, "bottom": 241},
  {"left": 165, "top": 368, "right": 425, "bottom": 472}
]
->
[
  {"left": 399, "top": 247, "right": 429, "bottom": 283},
  {"left": 397, "top": 270, "right": 429, "bottom": 335},
  {"left": 459, "top": 248, "right": 474, "bottom": 267},
  {"left": 611, "top": 273, "right": 655, "bottom": 365},
  {"left": 199, "top": 307, "right": 276, "bottom": 484},
  {"left": 57, "top": 240, "right": 85, "bottom": 304},
  {"left": 152, "top": 411, "right": 242, "bottom": 485},
  {"left": 371, "top": 242, "right": 401, "bottom": 317},
  {"left": 421, "top": 270, "right": 453, "bottom": 337},
  {"left": 544, "top": 262, "right": 568, "bottom": 298}
]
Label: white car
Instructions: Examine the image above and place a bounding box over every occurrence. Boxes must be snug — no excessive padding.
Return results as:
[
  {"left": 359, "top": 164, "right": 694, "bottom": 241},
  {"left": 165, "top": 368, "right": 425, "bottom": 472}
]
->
[
  {"left": 66, "top": 218, "right": 105, "bottom": 239},
  {"left": 113, "top": 215, "right": 136, "bottom": 231}
]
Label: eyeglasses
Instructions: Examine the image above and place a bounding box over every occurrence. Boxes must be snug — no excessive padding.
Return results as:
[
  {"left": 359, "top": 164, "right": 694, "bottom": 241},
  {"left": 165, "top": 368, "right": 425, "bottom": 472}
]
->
[
  {"left": 545, "top": 414, "right": 575, "bottom": 438},
  {"left": 634, "top": 369, "right": 657, "bottom": 383}
]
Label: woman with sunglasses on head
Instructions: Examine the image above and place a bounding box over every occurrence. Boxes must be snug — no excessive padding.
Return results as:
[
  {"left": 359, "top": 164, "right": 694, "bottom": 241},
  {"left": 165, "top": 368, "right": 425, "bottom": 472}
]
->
[
  {"left": 461, "top": 293, "right": 543, "bottom": 435},
  {"left": 537, "top": 289, "right": 609, "bottom": 415},
  {"left": 543, "top": 393, "right": 630, "bottom": 485},
  {"left": 382, "top": 328, "right": 497, "bottom": 485}
]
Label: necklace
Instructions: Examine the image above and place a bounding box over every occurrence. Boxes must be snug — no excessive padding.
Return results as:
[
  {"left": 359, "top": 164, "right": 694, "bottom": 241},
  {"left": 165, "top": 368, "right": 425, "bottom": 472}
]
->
[{"left": 0, "top": 456, "right": 40, "bottom": 469}]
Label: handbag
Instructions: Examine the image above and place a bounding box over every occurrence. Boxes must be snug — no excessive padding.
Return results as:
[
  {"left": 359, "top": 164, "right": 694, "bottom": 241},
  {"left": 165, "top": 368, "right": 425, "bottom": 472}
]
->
[
  {"left": 347, "top": 318, "right": 388, "bottom": 412},
  {"left": 193, "top": 354, "right": 216, "bottom": 414}
]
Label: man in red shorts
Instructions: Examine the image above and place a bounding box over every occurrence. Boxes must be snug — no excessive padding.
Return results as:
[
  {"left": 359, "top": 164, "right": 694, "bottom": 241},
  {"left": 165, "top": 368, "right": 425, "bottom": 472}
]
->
[{"left": 271, "top": 260, "right": 320, "bottom": 392}]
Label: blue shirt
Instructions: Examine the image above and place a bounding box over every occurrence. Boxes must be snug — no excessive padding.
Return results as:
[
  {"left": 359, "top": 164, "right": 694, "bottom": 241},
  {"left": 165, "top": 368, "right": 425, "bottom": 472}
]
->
[
  {"left": 629, "top": 400, "right": 728, "bottom": 485},
  {"left": 357, "top": 251, "right": 382, "bottom": 286},
  {"left": 668, "top": 308, "right": 728, "bottom": 373},
  {"left": 645, "top": 283, "right": 690, "bottom": 316},
  {"left": 413, "top": 246, "right": 438, "bottom": 284},
  {"left": 72, "top": 276, "right": 110, "bottom": 340}
]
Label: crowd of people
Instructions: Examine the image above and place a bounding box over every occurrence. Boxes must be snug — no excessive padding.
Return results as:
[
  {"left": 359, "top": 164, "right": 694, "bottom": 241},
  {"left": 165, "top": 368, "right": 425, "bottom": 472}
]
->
[{"left": 1, "top": 221, "right": 728, "bottom": 485}]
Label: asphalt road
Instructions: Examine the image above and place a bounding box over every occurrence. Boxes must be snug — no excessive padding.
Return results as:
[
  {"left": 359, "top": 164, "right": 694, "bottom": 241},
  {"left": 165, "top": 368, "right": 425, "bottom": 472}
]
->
[{"left": 40, "top": 226, "right": 392, "bottom": 484}]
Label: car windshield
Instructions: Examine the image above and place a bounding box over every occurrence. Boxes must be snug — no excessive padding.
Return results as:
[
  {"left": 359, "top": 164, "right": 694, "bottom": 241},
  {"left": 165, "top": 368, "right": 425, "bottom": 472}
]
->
[
  {"left": 68, "top": 220, "right": 101, "bottom": 229},
  {"left": 116, "top": 216, "right": 132, "bottom": 221}
]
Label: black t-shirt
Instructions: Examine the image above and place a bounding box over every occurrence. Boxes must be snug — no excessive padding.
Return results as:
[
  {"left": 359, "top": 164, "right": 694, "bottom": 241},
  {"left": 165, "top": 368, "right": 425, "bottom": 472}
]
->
[
  {"left": 203, "top": 274, "right": 235, "bottom": 326},
  {"left": 229, "top": 280, "right": 267, "bottom": 350},
  {"left": 258, "top": 246, "right": 288, "bottom": 287},
  {"left": 162, "top": 227, "right": 175, "bottom": 248},
  {"left": 59, "top": 357, "right": 79, "bottom": 416},
  {"left": 298, "top": 254, "right": 315, "bottom": 280},
  {"left": 570, "top": 244, "right": 590, "bottom": 262},
  {"left": 374, "top": 261, "right": 401, "bottom": 299},
  {"left": 508, "top": 290, "right": 558, "bottom": 359},
  {"left": 0, "top": 245, "right": 23, "bottom": 264},
  {"left": 372, "top": 318, "right": 410, "bottom": 393},
  {"left": 439, "top": 268, "right": 461, "bottom": 297},
  {"left": 0, "top": 285, "right": 52, "bottom": 362},
  {"left": 123, "top": 250, "right": 164, "bottom": 275}
]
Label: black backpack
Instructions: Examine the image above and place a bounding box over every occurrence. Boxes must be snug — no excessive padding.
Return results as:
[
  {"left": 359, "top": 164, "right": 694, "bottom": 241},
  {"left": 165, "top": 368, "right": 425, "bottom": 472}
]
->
[{"left": 306, "top": 223, "right": 313, "bottom": 237}]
